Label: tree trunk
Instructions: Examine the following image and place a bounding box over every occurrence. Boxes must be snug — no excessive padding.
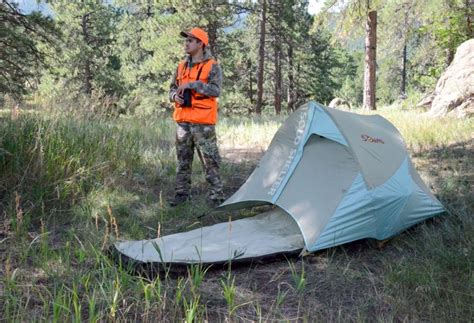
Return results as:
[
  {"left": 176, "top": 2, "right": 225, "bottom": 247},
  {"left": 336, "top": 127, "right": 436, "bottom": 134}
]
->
[
  {"left": 247, "top": 59, "right": 254, "bottom": 105},
  {"left": 274, "top": 42, "right": 282, "bottom": 115},
  {"left": 446, "top": 47, "right": 455, "bottom": 66},
  {"left": 255, "top": 0, "right": 266, "bottom": 115},
  {"left": 207, "top": 20, "right": 218, "bottom": 59},
  {"left": 400, "top": 42, "right": 407, "bottom": 97},
  {"left": 81, "top": 13, "right": 93, "bottom": 96},
  {"left": 83, "top": 59, "right": 92, "bottom": 96},
  {"left": 444, "top": 0, "right": 456, "bottom": 66},
  {"left": 273, "top": 0, "right": 282, "bottom": 115},
  {"left": 146, "top": 0, "right": 152, "bottom": 17},
  {"left": 400, "top": 3, "right": 409, "bottom": 99},
  {"left": 287, "top": 44, "right": 295, "bottom": 112},
  {"left": 363, "top": 10, "right": 377, "bottom": 110},
  {"left": 467, "top": 0, "right": 473, "bottom": 38}
]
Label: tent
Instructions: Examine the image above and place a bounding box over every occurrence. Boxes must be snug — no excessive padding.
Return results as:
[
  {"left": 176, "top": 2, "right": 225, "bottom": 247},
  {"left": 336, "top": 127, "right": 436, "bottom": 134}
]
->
[{"left": 114, "top": 102, "right": 445, "bottom": 265}]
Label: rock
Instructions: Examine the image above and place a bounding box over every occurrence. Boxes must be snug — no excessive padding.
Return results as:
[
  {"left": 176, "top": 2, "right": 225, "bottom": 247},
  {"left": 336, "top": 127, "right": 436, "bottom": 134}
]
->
[
  {"left": 328, "top": 97, "right": 351, "bottom": 110},
  {"left": 450, "top": 97, "right": 474, "bottom": 118},
  {"left": 423, "top": 39, "right": 474, "bottom": 118},
  {"left": 416, "top": 92, "right": 435, "bottom": 109}
]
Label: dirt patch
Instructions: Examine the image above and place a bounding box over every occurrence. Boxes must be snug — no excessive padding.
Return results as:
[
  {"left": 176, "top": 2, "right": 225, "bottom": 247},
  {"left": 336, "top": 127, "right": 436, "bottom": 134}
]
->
[
  {"left": 2, "top": 134, "right": 472, "bottom": 321},
  {"left": 221, "top": 147, "right": 265, "bottom": 164},
  {"left": 193, "top": 140, "right": 474, "bottom": 320}
]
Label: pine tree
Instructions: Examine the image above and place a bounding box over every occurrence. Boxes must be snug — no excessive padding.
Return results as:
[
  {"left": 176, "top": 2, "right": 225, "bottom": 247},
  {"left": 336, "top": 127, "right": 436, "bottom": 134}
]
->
[
  {"left": 42, "top": 2, "right": 122, "bottom": 101},
  {"left": 255, "top": 0, "right": 267, "bottom": 115},
  {"left": 0, "top": 2, "right": 56, "bottom": 100}
]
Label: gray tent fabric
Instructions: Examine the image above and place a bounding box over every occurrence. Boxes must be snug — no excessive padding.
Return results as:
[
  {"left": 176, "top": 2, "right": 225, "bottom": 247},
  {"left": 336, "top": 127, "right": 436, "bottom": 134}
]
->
[
  {"left": 114, "top": 101, "right": 445, "bottom": 264},
  {"left": 218, "top": 102, "right": 444, "bottom": 251},
  {"left": 114, "top": 208, "right": 303, "bottom": 264},
  {"left": 323, "top": 108, "right": 407, "bottom": 188},
  {"left": 221, "top": 105, "right": 312, "bottom": 205},
  {"left": 275, "top": 135, "right": 359, "bottom": 247}
]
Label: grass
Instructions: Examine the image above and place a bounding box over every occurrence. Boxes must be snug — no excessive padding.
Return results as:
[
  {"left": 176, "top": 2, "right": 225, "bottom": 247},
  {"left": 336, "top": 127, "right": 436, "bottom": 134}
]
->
[{"left": 0, "top": 104, "right": 473, "bottom": 321}]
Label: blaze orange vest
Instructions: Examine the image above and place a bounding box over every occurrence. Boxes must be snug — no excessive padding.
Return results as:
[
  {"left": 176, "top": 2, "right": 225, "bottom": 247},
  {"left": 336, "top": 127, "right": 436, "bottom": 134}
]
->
[{"left": 173, "top": 59, "right": 218, "bottom": 125}]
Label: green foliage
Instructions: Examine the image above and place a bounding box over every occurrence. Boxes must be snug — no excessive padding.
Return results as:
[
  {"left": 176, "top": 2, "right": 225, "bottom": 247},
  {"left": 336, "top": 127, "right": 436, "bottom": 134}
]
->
[
  {"left": 333, "top": 49, "right": 363, "bottom": 106},
  {"left": 378, "top": 0, "right": 472, "bottom": 98},
  {"left": 295, "top": 27, "right": 342, "bottom": 104},
  {"left": 5, "top": 0, "right": 474, "bottom": 112},
  {"left": 26, "top": 1, "right": 353, "bottom": 114},
  {"left": 0, "top": 2, "right": 57, "bottom": 100},
  {"left": 0, "top": 106, "right": 472, "bottom": 321},
  {"left": 0, "top": 112, "right": 157, "bottom": 223},
  {"left": 377, "top": 56, "right": 401, "bottom": 104},
  {"left": 37, "top": 1, "right": 123, "bottom": 101},
  {"left": 219, "top": 26, "right": 257, "bottom": 112},
  {"left": 112, "top": 3, "right": 184, "bottom": 113},
  {"left": 315, "top": 0, "right": 473, "bottom": 108},
  {"left": 220, "top": 271, "right": 238, "bottom": 315},
  {"left": 288, "top": 260, "right": 306, "bottom": 294}
]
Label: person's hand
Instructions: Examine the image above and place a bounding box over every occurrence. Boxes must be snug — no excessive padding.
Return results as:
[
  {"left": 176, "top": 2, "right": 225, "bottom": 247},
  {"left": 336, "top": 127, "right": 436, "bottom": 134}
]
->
[
  {"left": 177, "top": 83, "right": 189, "bottom": 96},
  {"left": 174, "top": 93, "right": 184, "bottom": 105}
]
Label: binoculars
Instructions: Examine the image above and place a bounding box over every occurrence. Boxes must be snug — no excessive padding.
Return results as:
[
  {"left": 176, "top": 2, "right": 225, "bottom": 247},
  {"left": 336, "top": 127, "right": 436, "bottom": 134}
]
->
[{"left": 180, "top": 89, "right": 192, "bottom": 107}]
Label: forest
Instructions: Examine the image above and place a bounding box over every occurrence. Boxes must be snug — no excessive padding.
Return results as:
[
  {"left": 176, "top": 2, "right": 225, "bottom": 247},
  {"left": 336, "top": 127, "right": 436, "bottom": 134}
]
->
[
  {"left": 1, "top": 0, "right": 473, "bottom": 321},
  {"left": 2, "top": 0, "right": 472, "bottom": 113}
]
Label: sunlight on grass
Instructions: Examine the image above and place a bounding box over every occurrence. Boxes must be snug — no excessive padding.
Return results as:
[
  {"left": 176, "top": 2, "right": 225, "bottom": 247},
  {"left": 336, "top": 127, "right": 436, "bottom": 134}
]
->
[
  {"left": 360, "top": 107, "right": 474, "bottom": 150},
  {"left": 0, "top": 105, "right": 472, "bottom": 321},
  {"left": 218, "top": 116, "right": 284, "bottom": 150}
]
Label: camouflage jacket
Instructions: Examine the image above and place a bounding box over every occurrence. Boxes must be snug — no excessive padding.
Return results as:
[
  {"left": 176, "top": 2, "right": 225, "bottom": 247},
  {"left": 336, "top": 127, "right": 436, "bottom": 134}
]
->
[{"left": 169, "top": 48, "right": 222, "bottom": 102}]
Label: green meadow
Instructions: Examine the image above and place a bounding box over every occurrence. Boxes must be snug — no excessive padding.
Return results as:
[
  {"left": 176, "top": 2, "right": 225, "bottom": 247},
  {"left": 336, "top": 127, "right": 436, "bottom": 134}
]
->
[{"left": 1, "top": 105, "right": 472, "bottom": 322}]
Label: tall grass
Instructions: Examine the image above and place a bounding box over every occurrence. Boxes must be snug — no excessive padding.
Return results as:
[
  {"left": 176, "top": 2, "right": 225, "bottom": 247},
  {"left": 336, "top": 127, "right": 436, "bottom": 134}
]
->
[
  {"left": 0, "top": 105, "right": 472, "bottom": 321},
  {"left": 361, "top": 106, "right": 474, "bottom": 151}
]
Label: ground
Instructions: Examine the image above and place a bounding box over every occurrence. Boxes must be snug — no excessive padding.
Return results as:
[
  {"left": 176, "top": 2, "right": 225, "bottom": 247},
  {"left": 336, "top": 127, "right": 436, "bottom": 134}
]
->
[{"left": 0, "top": 110, "right": 472, "bottom": 321}]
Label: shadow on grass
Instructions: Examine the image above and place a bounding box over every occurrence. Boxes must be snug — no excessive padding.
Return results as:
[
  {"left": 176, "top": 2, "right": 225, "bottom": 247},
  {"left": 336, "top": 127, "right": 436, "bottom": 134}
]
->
[
  {"left": 109, "top": 138, "right": 472, "bottom": 270},
  {"left": 411, "top": 139, "right": 473, "bottom": 212}
]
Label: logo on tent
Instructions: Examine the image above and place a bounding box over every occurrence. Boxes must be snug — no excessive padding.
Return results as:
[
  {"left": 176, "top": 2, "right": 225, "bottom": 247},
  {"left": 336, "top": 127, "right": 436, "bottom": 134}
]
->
[
  {"left": 361, "top": 134, "right": 385, "bottom": 144},
  {"left": 268, "top": 106, "right": 309, "bottom": 196}
]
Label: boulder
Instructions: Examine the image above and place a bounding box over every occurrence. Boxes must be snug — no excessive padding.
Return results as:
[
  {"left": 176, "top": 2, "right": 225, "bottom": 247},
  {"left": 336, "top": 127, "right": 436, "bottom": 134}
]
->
[
  {"left": 328, "top": 97, "right": 351, "bottom": 110},
  {"left": 416, "top": 92, "right": 435, "bottom": 109},
  {"left": 422, "top": 39, "right": 474, "bottom": 118}
]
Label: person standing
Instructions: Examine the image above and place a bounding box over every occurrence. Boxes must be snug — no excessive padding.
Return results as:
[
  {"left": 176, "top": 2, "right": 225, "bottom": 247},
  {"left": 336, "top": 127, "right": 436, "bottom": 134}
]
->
[{"left": 168, "top": 27, "right": 224, "bottom": 207}]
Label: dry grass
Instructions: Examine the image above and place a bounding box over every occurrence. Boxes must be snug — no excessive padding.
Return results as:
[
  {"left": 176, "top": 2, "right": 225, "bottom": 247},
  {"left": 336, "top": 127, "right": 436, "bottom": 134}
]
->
[{"left": 0, "top": 105, "right": 472, "bottom": 321}]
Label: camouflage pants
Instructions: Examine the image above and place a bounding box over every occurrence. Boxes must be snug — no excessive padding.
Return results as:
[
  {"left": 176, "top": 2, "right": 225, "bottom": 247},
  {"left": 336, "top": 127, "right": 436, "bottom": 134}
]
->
[{"left": 175, "top": 122, "right": 223, "bottom": 200}]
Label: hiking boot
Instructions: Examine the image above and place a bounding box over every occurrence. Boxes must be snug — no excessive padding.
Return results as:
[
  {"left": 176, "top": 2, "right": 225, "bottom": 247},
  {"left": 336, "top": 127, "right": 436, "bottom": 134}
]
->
[
  {"left": 207, "top": 196, "right": 225, "bottom": 208},
  {"left": 169, "top": 194, "right": 190, "bottom": 207}
]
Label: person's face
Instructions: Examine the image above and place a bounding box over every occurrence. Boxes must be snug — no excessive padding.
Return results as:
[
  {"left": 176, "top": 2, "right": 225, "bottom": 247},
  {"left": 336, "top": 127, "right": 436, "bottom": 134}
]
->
[{"left": 184, "top": 37, "right": 203, "bottom": 55}]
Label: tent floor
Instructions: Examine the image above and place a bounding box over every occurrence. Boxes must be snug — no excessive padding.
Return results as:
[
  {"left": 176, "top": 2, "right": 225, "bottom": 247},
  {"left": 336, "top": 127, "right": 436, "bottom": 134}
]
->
[{"left": 114, "top": 208, "right": 304, "bottom": 265}]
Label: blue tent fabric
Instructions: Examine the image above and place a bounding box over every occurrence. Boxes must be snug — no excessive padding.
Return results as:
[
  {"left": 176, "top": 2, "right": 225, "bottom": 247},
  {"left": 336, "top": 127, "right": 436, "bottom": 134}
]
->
[
  {"left": 220, "top": 101, "right": 446, "bottom": 252},
  {"left": 311, "top": 158, "right": 444, "bottom": 252},
  {"left": 274, "top": 134, "right": 359, "bottom": 248},
  {"left": 309, "top": 103, "right": 348, "bottom": 146},
  {"left": 311, "top": 173, "right": 374, "bottom": 251},
  {"left": 115, "top": 101, "right": 446, "bottom": 265}
]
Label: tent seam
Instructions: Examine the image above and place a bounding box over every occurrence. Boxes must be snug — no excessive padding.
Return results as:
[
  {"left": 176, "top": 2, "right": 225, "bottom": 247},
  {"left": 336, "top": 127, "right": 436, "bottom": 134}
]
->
[{"left": 270, "top": 103, "right": 316, "bottom": 203}]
